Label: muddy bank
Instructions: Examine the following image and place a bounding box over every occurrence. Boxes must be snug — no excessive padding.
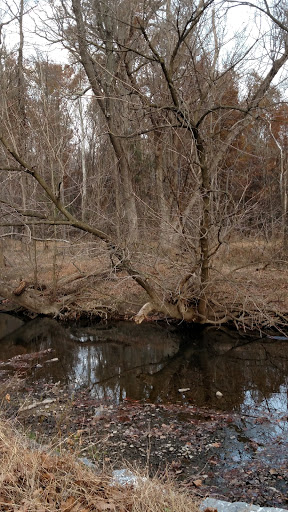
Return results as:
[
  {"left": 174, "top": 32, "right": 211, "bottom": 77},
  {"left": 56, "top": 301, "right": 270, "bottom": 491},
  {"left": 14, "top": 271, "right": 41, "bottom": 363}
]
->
[{"left": 2, "top": 382, "right": 288, "bottom": 510}]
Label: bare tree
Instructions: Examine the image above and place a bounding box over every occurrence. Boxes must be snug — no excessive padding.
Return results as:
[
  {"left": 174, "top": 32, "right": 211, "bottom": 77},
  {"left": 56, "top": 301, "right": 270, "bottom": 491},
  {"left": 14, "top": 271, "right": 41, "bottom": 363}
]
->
[{"left": 0, "top": 0, "right": 288, "bottom": 327}]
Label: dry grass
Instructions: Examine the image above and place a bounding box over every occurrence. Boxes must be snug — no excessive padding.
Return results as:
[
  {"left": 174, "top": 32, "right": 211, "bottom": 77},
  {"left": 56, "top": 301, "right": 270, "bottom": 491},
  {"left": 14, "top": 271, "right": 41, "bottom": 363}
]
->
[
  {"left": 1, "top": 237, "right": 288, "bottom": 328},
  {"left": 0, "top": 417, "right": 200, "bottom": 512},
  {"left": 0, "top": 239, "right": 147, "bottom": 317}
]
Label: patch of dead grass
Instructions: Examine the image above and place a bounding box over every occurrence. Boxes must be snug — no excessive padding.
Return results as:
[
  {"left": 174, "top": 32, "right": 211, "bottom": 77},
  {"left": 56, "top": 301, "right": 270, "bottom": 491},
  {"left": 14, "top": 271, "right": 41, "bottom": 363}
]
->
[
  {"left": 1, "top": 237, "right": 288, "bottom": 327},
  {"left": 0, "top": 417, "right": 200, "bottom": 512}
]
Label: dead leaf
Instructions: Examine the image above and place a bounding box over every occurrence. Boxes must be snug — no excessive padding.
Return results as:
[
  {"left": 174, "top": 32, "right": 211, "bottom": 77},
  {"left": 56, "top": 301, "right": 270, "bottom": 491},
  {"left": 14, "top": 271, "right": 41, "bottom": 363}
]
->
[
  {"left": 60, "top": 497, "right": 91, "bottom": 512},
  {"left": 269, "top": 468, "right": 278, "bottom": 475},
  {"left": 18, "top": 502, "right": 29, "bottom": 512},
  {"left": 41, "top": 471, "right": 55, "bottom": 481},
  {"left": 70, "top": 505, "right": 89, "bottom": 512},
  {"left": 94, "top": 500, "right": 116, "bottom": 511},
  {"left": 192, "top": 479, "right": 202, "bottom": 488}
]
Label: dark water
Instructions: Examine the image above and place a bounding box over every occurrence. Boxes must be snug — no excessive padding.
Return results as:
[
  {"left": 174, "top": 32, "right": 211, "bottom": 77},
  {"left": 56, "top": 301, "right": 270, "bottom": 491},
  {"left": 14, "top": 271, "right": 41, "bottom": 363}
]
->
[{"left": 1, "top": 313, "right": 288, "bottom": 419}]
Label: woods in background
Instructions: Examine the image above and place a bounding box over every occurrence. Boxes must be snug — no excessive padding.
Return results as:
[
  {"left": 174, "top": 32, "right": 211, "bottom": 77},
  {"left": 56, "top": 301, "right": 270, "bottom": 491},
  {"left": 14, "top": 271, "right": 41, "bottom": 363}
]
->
[{"left": 0, "top": 0, "right": 288, "bottom": 326}]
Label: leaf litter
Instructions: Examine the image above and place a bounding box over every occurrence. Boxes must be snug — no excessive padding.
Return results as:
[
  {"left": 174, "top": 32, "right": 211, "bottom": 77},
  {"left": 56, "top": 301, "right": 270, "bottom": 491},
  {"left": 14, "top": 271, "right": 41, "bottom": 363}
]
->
[{"left": 1, "top": 378, "right": 288, "bottom": 509}]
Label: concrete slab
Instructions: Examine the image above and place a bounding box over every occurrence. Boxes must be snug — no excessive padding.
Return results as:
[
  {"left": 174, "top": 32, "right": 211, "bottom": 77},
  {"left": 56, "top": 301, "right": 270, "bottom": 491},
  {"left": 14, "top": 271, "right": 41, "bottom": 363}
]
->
[{"left": 200, "top": 497, "right": 287, "bottom": 512}]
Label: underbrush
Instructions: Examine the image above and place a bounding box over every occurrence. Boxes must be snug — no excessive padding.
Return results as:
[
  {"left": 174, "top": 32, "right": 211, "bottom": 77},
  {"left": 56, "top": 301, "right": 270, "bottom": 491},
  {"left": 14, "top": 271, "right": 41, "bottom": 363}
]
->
[
  {"left": 2, "top": 237, "right": 288, "bottom": 329},
  {"left": 0, "top": 417, "right": 200, "bottom": 512}
]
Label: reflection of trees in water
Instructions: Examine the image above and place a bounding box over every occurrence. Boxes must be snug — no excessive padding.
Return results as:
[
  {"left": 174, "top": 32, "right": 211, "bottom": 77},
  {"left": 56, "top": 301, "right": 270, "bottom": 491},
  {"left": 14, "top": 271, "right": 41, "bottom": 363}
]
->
[
  {"left": 2, "top": 318, "right": 288, "bottom": 413},
  {"left": 233, "top": 343, "right": 288, "bottom": 414},
  {"left": 73, "top": 341, "right": 179, "bottom": 401},
  {"left": 201, "top": 328, "right": 288, "bottom": 412},
  {"left": 65, "top": 321, "right": 180, "bottom": 401},
  {"left": 137, "top": 328, "right": 288, "bottom": 413},
  {"left": 0, "top": 314, "right": 24, "bottom": 340},
  {"left": 197, "top": 343, "right": 288, "bottom": 412},
  {"left": 0, "top": 317, "right": 80, "bottom": 385},
  {"left": 1, "top": 318, "right": 180, "bottom": 400}
]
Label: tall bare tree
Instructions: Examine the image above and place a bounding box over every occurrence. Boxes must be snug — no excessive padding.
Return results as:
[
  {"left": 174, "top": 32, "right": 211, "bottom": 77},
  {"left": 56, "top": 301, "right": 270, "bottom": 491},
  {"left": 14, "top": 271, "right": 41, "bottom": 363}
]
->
[{"left": 0, "top": 0, "right": 288, "bottom": 326}]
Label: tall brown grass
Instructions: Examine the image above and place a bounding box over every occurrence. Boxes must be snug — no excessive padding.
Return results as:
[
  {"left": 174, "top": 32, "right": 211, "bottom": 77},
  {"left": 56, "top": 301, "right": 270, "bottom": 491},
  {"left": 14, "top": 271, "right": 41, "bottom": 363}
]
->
[{"left": 0, "top": 417, "right": 200, "bottom": 512}]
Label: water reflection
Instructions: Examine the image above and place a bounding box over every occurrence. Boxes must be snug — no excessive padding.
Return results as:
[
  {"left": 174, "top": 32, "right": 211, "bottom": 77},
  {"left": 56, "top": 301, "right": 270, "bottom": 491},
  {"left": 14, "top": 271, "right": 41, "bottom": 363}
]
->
[
  {"left": 1, "top": 313, "right": 288, "bottom": 417},
  {"left": 0, "top": 313, "right": 24, "bottom": 338}
]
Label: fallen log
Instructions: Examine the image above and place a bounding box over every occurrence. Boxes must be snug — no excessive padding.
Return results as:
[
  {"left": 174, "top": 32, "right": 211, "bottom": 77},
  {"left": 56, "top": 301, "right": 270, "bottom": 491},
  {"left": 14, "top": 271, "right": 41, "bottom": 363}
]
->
[{"left": 0, "top": 282, "right": 60, "bottom": 316}]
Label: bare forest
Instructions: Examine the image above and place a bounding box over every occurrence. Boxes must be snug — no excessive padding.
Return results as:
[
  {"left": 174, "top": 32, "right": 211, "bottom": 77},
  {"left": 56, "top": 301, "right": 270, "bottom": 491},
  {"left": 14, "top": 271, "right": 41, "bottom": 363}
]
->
[{"left": 0, "top": 0, "right": 288, "bottom": 330}]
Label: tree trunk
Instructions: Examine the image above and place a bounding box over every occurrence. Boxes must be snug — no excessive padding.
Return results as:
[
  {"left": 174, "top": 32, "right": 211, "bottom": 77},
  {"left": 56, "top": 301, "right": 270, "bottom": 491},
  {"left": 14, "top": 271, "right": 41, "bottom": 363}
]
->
[
  {"left": 78, "top": 96, "right": 87, "bottom": 221},
  {"left": 71, "top": 0, "right": 138, "bottom": 243},
  {"left": 198, "top": 161, "right": 211, "bottom": 320}
]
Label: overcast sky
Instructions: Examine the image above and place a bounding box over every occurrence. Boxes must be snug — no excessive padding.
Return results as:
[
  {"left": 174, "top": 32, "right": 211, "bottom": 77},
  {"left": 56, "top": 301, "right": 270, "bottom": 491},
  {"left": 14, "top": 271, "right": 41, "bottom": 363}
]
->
[{"left": 1, "top": 0, "right": 284, "bottom": 89}]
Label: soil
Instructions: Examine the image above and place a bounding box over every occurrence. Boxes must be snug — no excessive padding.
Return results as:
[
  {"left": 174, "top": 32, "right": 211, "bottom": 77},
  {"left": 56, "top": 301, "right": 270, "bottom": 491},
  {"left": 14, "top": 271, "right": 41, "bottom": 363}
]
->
[{"left": 2, "top": 377, "right": 288, "bottom": 510}]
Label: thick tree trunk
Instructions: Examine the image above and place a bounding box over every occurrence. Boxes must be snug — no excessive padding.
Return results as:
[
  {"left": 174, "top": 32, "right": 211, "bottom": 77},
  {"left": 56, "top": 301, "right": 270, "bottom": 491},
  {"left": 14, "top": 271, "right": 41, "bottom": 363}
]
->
[
  {"left": 194, "top": 130, "right": 211, "bottom": 321},
  {"left": 78, "top": 96, "right": 87, "bottom": 221},
  {"left": 71, "top": 0, "right": 138, "bottom": 243},
  {"left": 154, "top": 135, "right": 170, "bottom": 247}
]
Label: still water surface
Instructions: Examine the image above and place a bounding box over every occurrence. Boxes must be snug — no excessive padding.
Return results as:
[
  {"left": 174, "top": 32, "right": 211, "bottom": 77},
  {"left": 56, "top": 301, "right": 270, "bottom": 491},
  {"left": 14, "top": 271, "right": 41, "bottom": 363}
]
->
[{"left": 0, "top": 313, "right": 288, "bottom": 419}]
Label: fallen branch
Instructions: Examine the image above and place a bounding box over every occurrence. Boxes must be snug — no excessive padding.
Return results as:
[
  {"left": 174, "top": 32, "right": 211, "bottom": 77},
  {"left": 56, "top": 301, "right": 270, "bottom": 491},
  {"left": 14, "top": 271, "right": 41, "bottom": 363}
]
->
[
  {"left": 0, "top": 282, "right": 60, "bottom": 316},
  {"left": 13, "top": 280, "right": 27, "bottom": 296}
]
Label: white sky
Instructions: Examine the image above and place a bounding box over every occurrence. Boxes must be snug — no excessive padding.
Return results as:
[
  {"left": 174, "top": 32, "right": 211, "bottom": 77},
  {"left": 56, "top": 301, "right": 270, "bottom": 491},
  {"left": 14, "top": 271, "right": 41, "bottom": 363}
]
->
[
  {"left": 1, "top": 0, "right": 68, "bottom": 62},
  {"left": 1, "top": 0, "right": 285, "bottom": 87}
]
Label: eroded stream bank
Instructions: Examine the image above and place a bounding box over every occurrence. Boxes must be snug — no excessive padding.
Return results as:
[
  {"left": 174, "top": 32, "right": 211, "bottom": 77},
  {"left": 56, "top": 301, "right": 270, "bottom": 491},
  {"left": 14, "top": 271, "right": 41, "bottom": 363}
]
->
[{"left": 0, "top": 314, "right": 288, "bottom": 508}]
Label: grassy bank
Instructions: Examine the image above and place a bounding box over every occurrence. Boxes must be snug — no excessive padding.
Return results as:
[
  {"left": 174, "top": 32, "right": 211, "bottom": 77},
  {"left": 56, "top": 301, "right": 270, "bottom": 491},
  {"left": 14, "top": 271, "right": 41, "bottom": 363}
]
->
[
  {"left": 0, "top": 416, "right": 200, "bottom": 512},
  {"left": 1, "top": 238, "right": 288, "bottom": 330}
]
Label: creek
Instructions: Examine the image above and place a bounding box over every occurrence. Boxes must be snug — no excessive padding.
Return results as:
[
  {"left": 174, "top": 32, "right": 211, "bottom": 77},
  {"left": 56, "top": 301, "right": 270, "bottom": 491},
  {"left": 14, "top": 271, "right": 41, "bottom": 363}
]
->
[
  {"left": 1, "top": 313, "right": 288, "bottom": 507},
  {"left": 0, "top": 313, "right": 288, "bottom": 418}
]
